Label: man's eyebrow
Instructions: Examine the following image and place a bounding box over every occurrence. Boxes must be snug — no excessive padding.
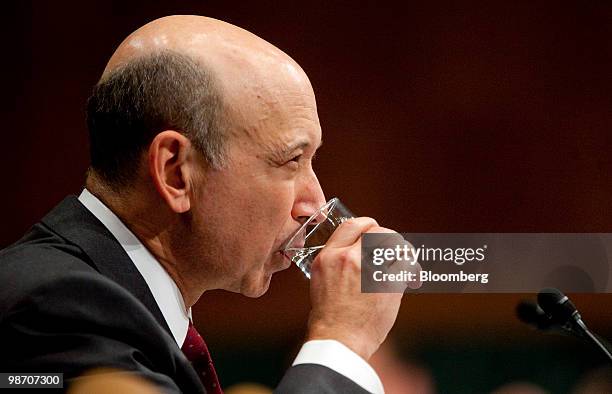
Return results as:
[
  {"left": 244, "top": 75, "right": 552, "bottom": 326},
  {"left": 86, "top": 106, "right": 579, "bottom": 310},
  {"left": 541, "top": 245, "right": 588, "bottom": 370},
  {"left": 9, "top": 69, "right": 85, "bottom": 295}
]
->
[{"left": 278, "top": 139, "right": 323, "bottom": 156}]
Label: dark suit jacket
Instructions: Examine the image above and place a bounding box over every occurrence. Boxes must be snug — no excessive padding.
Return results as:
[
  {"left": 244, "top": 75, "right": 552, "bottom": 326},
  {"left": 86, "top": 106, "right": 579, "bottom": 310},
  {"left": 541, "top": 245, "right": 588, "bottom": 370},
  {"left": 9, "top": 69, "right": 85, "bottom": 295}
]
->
[{"left": 0, "top": 196, "right": 370, "bottom": 393}]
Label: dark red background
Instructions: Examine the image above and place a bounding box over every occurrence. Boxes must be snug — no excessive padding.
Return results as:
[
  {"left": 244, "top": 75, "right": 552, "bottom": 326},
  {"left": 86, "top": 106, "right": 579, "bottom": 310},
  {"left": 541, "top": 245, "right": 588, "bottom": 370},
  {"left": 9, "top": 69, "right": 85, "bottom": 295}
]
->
[{"left": 4, "top": 1, "right": 612, "bottom": 391}]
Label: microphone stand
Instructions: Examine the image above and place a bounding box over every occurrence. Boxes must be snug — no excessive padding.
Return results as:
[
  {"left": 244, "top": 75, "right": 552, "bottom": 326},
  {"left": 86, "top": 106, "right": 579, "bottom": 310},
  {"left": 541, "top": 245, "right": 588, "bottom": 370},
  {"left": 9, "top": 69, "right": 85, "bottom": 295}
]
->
[
  {"left": 578, "top": 322, "right": 612, "bottom": 363},
  {"left": 517, "top": 289, "right": 612, "bottom": 364}
]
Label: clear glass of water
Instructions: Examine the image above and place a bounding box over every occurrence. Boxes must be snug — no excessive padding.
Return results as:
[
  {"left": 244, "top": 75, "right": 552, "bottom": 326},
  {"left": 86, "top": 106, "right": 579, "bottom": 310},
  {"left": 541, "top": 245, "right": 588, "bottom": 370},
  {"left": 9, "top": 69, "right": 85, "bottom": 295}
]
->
[{"left": 282, "top": 198, "right": 355, "bottom": 278}]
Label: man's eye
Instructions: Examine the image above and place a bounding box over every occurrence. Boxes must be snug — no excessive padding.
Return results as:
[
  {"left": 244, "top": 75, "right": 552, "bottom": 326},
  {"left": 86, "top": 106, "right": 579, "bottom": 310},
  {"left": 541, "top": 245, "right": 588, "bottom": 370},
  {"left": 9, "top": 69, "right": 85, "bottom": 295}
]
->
[{"left": 282, "top": 155, "right": 301, "bottom": 169}]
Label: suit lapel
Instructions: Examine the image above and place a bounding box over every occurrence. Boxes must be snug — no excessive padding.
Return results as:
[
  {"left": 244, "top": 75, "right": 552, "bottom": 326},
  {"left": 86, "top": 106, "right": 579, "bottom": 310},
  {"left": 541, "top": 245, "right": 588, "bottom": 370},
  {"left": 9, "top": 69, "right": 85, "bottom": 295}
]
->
[{"left": 41, "top": 195, "right": 173, "bottom": 338}]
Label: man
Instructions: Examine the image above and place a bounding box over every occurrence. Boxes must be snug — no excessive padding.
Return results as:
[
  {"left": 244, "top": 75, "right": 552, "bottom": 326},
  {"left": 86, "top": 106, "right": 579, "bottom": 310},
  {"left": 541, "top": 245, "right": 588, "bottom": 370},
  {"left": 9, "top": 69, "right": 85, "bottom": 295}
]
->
[{"left": 0, "top": 16, "right": 403, "bottom": 393}]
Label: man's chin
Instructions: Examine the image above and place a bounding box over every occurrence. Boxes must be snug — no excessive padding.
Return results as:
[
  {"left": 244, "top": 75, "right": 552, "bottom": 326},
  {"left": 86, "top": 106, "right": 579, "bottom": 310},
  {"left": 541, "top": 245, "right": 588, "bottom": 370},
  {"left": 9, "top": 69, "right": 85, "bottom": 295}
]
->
[{"left": 240, "top": 273, "right": 273, "bottom": 298}]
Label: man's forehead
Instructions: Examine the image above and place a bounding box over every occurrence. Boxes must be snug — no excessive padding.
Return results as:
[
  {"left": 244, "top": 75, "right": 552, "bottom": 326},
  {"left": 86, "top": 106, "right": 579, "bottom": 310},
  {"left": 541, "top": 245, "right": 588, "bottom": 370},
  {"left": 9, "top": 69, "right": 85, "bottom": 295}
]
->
[{"left": 229, "top": 86, "right": 322, "bottom": 155}]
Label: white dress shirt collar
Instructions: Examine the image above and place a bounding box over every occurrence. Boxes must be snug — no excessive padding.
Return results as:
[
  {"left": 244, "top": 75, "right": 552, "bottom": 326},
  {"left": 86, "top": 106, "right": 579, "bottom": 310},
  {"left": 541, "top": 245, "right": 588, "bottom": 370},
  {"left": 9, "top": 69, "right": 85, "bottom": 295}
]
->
[{"left": 78, "top": 188, "right": 190, "bottom": 346}]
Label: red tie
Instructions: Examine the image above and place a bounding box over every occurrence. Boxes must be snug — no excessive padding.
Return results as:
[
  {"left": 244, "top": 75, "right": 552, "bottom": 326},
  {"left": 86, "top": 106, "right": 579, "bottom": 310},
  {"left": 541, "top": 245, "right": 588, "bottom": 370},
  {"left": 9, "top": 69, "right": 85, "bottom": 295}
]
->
[{"left": 181, "top": 321, "right": 222, "bottom": 394}]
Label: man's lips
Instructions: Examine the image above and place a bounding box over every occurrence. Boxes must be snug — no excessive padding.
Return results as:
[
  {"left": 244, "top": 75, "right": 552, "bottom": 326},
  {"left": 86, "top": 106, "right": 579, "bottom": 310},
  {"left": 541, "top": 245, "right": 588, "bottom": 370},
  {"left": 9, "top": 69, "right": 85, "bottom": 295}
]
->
[
  {"left": 280, "top": 235, "right": 306, "bottom": 251},
  {"left": 271, "top": 250, "right": 292, "bottom": 272},
  {"left": 273, "top": 229, "right": 306, "bottom": 270},
  {"left": 279, "top": 224, "right": 307, "bottom": 251}
]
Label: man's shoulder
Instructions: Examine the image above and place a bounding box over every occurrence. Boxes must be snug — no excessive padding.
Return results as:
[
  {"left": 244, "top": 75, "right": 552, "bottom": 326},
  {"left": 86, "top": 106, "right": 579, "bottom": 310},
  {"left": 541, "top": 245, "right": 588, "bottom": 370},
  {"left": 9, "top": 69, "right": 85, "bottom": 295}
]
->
[
  {"left": 0, "top": 223, "right": 198, "bottom": 394},
  {"left": 0, "top": 219, "right": 99, "bottom": 311},
  {"left": 0, "top": 223, "right": 154, "bottom": 335},
  {"left": 0, "top": 193, "right": 112, "bottom": 291},
  {"left": 1, "top": 217, "right": 95, "bottom": 268}
]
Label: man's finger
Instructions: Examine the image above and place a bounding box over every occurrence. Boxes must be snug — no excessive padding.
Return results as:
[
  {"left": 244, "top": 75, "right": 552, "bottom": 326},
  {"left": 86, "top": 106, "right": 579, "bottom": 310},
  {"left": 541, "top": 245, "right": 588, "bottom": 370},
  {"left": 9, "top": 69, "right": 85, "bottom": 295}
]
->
[{"left": 325, "top": 217, "right": 379, "bottom": 248}]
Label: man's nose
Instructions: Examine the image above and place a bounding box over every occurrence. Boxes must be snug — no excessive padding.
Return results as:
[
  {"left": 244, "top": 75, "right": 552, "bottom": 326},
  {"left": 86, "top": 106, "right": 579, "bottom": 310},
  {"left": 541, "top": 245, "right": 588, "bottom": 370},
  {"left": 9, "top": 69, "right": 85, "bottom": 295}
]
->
[{"left": 292, "top": 170, "right": 326, "bottom": 223}]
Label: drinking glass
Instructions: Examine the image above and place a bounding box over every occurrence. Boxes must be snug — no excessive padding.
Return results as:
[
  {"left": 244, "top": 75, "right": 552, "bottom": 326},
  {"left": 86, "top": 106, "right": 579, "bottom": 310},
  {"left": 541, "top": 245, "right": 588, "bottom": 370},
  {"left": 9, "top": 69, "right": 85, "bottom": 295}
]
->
[{"left": 282, "top": 198, "right": 355, "bottom": 279}]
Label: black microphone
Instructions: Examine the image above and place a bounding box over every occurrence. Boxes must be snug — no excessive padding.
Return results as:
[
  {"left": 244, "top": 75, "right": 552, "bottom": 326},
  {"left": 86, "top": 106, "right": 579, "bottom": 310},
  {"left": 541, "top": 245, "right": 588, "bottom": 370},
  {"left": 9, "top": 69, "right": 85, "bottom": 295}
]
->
[
  {"left": 537, "top": 288, "right": 586, "bottom": 336},
  {"left": 516, "top": 301, "right": 554, "bottom": 331},
  {"left": 516, "top": 288, "right": 612, "bottom": 363}
]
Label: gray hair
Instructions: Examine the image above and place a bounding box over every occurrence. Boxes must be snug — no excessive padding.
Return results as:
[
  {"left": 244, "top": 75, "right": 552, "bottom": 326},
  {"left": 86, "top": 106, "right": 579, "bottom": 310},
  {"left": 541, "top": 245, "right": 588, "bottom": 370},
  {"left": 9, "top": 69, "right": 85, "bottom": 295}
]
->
[{"left": 86, "top": 50, "right": 226, "bottom": 191}]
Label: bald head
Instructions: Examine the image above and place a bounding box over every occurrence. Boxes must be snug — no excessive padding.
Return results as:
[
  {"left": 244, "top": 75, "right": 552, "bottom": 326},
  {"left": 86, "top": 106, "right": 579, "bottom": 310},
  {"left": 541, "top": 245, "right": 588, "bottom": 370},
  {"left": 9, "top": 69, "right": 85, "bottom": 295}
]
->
[
  {"left": 105, "top": 15, "right": 297, "bottom": 77},
  {"left": 105, "top": 16, "right": 313, "bottom": 128},
  {"left": 87, "top": 15, "right": 318, "bottom": 190}
]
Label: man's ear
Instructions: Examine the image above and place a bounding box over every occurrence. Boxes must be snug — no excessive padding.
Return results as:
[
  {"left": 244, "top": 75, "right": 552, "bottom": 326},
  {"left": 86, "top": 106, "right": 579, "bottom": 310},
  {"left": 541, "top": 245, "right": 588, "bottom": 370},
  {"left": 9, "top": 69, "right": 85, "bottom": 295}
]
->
[{"left": 148, "top": 130, "right": 195, "bottom": 214}]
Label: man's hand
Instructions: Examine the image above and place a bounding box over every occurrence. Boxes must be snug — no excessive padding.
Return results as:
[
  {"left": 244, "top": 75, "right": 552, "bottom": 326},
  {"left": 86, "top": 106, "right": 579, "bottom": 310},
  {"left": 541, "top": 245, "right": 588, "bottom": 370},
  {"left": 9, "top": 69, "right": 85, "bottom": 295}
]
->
[{"left": 306, "top": 217, "right": 404, "bottom": 361}]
